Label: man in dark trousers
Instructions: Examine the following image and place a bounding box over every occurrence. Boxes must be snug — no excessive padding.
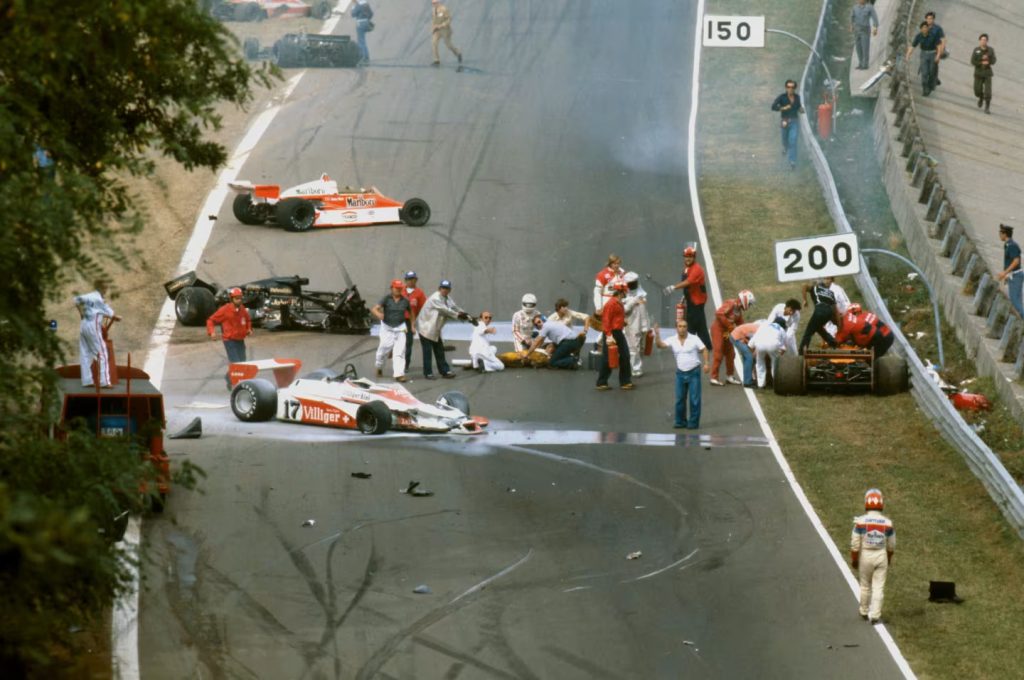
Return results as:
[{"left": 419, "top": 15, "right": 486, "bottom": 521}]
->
[
  {"left": 997, "top": 224, "right": 1022, "bottom": 318},
  {"left": 207, "top": 287, "right": 252, "bottom": 389},
  {"left": 596, "top": 283, "right": 633, "bottom": 391},
  {"left": 970, "top": 34, "right": 996, "bottom": 113},
  {"left": 799, "top": 278, "right": 838, "bottom": 354},
  {"left": 664, "top": 246, "right": 712, "bottom": 350},
  {"left": 770, "top": 79, "right": 804, "bottom": 169},
  {"left": 906, "top": 18, "right": 944, "bottom": 96}
]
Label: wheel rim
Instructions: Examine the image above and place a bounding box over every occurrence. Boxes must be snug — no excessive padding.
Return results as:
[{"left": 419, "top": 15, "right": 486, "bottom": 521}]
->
[
  {"left": 234, "top": 388, "right": 254, "bottom": 414},
  {"left": 408, "top": 206, "right": 424, "bottom": 221},
  {"left": 361, "top": 414, "right": 377, "bottom": 433}
]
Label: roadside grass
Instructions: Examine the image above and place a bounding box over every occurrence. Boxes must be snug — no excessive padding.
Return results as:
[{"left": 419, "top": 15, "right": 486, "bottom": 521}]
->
[{"left": 699, "top": 1, "right": 1024, "bottom": 678}]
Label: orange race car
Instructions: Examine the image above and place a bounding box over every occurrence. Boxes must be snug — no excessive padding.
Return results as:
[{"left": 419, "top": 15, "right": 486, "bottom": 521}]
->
[{"left": 229, "top": 173, "right": 431, "bottom": 232}]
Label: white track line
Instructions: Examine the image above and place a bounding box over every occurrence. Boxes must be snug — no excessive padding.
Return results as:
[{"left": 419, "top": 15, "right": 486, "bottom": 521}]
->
[
  {"left": 112, "top": 13, "right": 343, "bottom": 678},
  {"left": 686, "top": 2, "right": 914, "bottom": 677}
]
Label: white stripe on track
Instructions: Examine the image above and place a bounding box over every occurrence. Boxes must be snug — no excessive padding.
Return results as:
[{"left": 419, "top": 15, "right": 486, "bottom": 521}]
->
[
  {"left": 113, "top": 12, "right": 343, "bottom": 678},
  {"left": 685, "top": 2, "right": 914, "bottom": 677}
]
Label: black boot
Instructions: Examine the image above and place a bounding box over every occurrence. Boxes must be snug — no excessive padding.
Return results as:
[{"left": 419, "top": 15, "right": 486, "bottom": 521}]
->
[{"left": 985, "top": 99, "right": 991, "bottom": 114}]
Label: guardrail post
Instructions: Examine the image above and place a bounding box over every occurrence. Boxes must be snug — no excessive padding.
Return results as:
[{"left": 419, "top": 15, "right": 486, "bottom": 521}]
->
[
  {"left": 961, "top": 254, "right": 981, "bottom": 293},
  {"left": 986, "top": 296, "right": 1009, "bottom": 338},
  {"left": 999, "top": 316, "right": 1020, "bottom": 360},
  {"left": 973, "top": 273, "right": 996, "bottom": 316},
  {"left": 950, "top": 236, "right": 970, "bottom": 274},
  {"left": 940, "top": 218, "right": 962, "bottom": 257},
  {"left": 926, "top": 186, "right": 946, "bottom": 223},
  {"left": 911, "top": 157, "right": 929, "bottom": 187},
  {"left": 919, "top": 171, "right": 938, "bottom": 204},
  {"left": 1015, "top": 338, "right": 1024, "bottom": 378},
  {"left": 905, "top": 143, "right": 921, "bottom": 171},
  {"left": 932, "top": 203, "right": 952, "bottom": 240}
]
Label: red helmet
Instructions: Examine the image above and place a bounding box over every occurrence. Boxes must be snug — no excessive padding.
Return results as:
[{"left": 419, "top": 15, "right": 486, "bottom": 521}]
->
[
  {"left": 864, "top": 488, "right": 884, "bottom": 510},
  {"left": 612, "top": 282, "right": 628, "bottom": 293},
  {"left": 683, "top": 246, "right": 697, "bottom": 258},
  {"left": 390, "top": 279, "right": 404, "bottom": 289},
  {"left": 848, "top": 302, "right": 863, "bottom": 315},
  {"left": 229, "top": 287, "right": 243, "bottom": 298}
]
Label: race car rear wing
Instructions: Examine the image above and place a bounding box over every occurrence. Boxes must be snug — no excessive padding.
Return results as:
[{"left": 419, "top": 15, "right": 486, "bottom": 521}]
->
[
  {"left": 228, "top": 180, "right": 281, "bottom": 199},
  {"left": 228, "top": 358, "right": 303, "bottom": 388}
]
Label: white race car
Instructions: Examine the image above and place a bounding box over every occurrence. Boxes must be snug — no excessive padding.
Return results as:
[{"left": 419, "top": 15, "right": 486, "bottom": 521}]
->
[{"left": 228, "top": 359, "right": 487, "bottom": 435}]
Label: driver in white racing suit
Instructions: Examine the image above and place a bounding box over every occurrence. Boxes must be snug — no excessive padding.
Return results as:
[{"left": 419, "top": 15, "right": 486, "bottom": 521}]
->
[
  {"left": 512, "top": 293, "right": 540, "bottom": 352},
  {"left": 74, "top": 281, "right": 119, "bottom": 388},
  {"left": 748, "top": 315, "right": 787, "bottom": 388},
  {"left": 851, "top": 488, "right": 896, "bottom": 624},
  {"left": 622, "top": 272, "right": 651, "bottom": 377}
]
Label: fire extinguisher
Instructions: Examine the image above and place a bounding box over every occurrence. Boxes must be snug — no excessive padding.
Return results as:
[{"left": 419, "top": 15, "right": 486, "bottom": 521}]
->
[
  {"left": 608, "top": 340, "right": 619, "bottom": 368},
  {"left": 817, "top": 91, "right": 833, "bottom": 141}
]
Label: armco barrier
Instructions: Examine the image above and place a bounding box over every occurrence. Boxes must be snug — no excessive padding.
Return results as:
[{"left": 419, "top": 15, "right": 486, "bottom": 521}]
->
[{"left": 796, "top": 0, "right": 1024, "bottom": 536}]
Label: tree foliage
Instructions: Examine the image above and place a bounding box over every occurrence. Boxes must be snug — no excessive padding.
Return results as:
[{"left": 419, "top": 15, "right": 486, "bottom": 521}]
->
[{"left": 0, "top": 0, "right": 273, "bottom": 672}]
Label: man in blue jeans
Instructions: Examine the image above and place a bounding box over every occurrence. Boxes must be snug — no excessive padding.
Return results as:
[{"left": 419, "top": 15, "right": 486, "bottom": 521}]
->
[
  {"left": 771, "top": 79, "right": 804, "bottom": 169},
  {"left": 351, "top": 0, "right": 374, "bottom": 64},
  {"left": 654, "top": 320, "right": 709, "bottom": 429},
  {"left": 998, "top": 224, "right": 1023, "bottom": 318}
]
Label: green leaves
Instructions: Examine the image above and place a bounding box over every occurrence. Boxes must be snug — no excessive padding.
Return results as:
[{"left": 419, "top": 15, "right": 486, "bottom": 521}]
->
[{"left": 0, "top": 0, "right": 272, "bottom": 669}]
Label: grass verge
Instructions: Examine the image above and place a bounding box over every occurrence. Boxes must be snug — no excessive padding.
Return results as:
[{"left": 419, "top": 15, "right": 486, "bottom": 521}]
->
[{"left": 698, "top": 1, "right": 1024, "bottom": 678}]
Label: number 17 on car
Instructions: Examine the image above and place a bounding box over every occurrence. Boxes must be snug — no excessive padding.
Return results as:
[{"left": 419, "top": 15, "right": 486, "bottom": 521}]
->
[{"left": 775, "top": 233, "right": 861, "bottom": 282}]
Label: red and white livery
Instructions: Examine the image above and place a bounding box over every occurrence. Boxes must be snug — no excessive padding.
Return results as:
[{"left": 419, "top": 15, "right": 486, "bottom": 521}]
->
[
  {"left": 228, "top": 359, "right": 486, "bottom": 435},
  {"left": 228, "top": 173, "right": 431, "bottom": 232}
]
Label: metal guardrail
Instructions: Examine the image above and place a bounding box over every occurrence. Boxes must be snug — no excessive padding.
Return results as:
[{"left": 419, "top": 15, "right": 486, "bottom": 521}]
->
[{"left": 797, "top": 0, "right": 1024, "bottom": 537}]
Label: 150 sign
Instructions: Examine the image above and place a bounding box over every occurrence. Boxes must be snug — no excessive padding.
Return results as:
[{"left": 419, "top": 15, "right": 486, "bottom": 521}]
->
[
  {"left": 703, "top": 15, "right": 765, "bottom": 48},
  {"left": 774, "top": 233, "right": 861, "bottom": 282}
]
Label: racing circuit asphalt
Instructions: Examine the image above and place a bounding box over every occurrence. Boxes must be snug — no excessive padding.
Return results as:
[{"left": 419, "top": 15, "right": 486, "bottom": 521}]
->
[{"left": 139, "top": 2, "right": 906, "bottom": 678}]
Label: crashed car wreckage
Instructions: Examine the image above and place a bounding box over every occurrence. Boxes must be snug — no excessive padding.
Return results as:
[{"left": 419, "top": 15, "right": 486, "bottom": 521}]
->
[
  {"left": 164, "top": 271, "right": 371, "bottom": 334},
  {"left": 243, "top": 33, "right": 362, "bottom": 69}
]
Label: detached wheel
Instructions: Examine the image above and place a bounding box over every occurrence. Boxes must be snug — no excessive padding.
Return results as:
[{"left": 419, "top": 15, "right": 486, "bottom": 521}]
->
[
  {"left": 399, "top": 198, "right": 431, "bottom": 226},
  {"left": 356, "top": 401, "right": 392, "bottom": 435},
  {"left": 243, "top": 37, "right": 260, "bottom": 60},
  {"left": 312, "top": 0, "right": 332, "bottom": 19},
  {"left": 232, "top": 193, "right": 270, "bottom": 225},
  {"left": 174, "top": 286, "right": 216, "bottom": 326},
  {"left": 276, "top": 197, "right": 316, "bottom": 232},
  {"left": 773, "top": 355, "right": 806, "bottom": 396},
  {"left": 436, "top": 390, "right": 470, "bottom": 416},
  {"left": 231, "top": 379, "right": 278, "bottom": 422},
  {"left": 302, "top": 368, "right": 339, "bottom": 381},
  {"left": 874, "top": 355, "right": 909, "bottom": 395}
]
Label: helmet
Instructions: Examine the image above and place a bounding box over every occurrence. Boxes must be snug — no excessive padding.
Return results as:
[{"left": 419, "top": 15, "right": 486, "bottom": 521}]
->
[
  {"left": 229, "top": 287, "right": 243, "bottom": 298},
  {"left": 404, "top": 270, "right": 418, "bottom": 280},
  {"left": 623, "top": 271, "right": 639, "bottom": 283},
  {"left": 439, "top": 279, "right": 452, "bottom": 289},
  {"left": 864, "top": 488, "right": 884, "bottom": 510},
  {"left": 738, "top": 289, "right": 755, "bottom": 310},
  {"left": 390, "top": 279, "right": 404, "bottom": 289},
  {"left": 612, "top": 282, "right": 628, "bottom": 293},
  {"left": 849, "top": 302, "right": 863, "bottom": 315},
  {"left": 521, "top": 293, "right": 537, "bottom": 309},
  {"left": 683, "top": 246, "right": 697, "bottom": 258}
]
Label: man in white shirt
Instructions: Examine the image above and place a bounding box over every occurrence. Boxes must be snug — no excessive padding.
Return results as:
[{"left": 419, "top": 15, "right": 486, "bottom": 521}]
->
[
  {"left": 749, "top": 317, "right": 788, "bottom": 388},
  {"left": 654, "top": 320, "right": 709, "bottom": 429},
  {"left": 768, "top": 298, "right": 802, "bottom": 355},
  {"left": 74, "top": 280, "right": 120, "bottom": 387},
  {"left": 469, "top": 311, "right": 503, "bottom": 372}
]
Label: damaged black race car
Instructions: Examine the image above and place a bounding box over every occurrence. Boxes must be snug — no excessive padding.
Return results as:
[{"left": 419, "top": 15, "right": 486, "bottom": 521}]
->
[{"left": 164, "top": 271, "right": 371, "bottom": 334}]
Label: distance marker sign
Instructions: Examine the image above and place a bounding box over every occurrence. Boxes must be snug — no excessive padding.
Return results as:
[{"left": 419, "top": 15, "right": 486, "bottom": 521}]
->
[
  {"left": 774, "top": 233, "right": 861, "bottom": 282},
  {"left": 703, "top": 15, "right": 765, "bottom": 48}
]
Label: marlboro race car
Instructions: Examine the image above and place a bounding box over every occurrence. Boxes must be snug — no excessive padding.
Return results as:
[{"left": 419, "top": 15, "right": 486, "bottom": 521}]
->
[
  {"left": 164, "top": 270, "right": 372, "bottom": 333},
  {"left": 228, "top": 359, "right": 488, "bottom": 434},
  {"left": 211, "top": 0, "right": 332, "bottom": 22},
  {"left": 229, "top": 173, "right": 431, "bottom": 232}
]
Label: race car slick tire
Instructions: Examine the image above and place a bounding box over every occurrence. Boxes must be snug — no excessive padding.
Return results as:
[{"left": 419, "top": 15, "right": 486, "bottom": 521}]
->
[
  {"left": 231, "top": 379, "right": 278, "bottom": 422},
  {"left": 399, "top": 198, "right": 431, "bottom": 227},
  {"left": 436, "top": 390, "right": 470, "bottom": 416},
  {"left": 174, "top": 286, "right": 217, "bottom": 326},
  {"left": 302, "top": 368, "right": 339, "bottom": 381},
  {"left": 312, "top": 0, "right": 332, "bottom": 20},
  {"left": 356, "top": 401, "right": 391, "bottom": 435},
  {"left": 874, "top": 354, "right": 909, "bottom": 396},
  {"left": 232, "top": 192, "right": 270, "bottom": 225},
  {"left": 773, "top": 355, "right": 806, "bottom": 396},
  {"left": 277, "top": 197, "right": 317, "bottom": 232}
]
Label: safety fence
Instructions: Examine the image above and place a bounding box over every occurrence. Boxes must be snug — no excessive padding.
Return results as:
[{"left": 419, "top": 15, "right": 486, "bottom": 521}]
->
[{"left": 796, "top": 0, "right": 1024, "bottom": 536}]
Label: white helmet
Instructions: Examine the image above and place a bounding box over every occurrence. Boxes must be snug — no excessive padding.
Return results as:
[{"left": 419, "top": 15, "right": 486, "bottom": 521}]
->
[
  {"left": 521, "top": 293, "right": 538, "bottom": 310},
  {"left": 738, "top": 289, "right": 755, "bottom": 310}
]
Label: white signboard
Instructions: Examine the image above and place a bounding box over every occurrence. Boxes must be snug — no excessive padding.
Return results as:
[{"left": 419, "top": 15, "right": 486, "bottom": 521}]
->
[
  {"left": 774, "top": 233, "right": 861, "bottom": 282},
  {"left": 703, "top": 15, "right": 766, "bottom": 48}
]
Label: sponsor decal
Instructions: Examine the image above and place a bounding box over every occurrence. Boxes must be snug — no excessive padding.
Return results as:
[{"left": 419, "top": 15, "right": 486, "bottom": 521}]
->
[
  {"left": 345, "top": 197, "right": 377, "bottom": 208},
  {"left": 341, "top": 211, "right": 358, "bottom": 222},
  {"left": 301, "top": 402, "right": 344, "bottom": 425},
  {"left": 292, "top": 186, "right": 327, "bottom": 196},
  {"left": 268, "top": 287, "right": 292, "bottom": 295}
]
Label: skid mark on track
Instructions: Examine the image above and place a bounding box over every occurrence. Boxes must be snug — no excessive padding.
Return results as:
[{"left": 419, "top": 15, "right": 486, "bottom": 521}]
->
[
  {"left": 412, "top": 635, "right": 520, "bottom": 680},
  {"left": 542, "top": 646, "right": 622, "bottom": 680},
  {"left": 477, "top": 599, "right": 543, "bottom": 680},
  {"left": 355, "top": 549, "right": 533, "bottom": 680}
]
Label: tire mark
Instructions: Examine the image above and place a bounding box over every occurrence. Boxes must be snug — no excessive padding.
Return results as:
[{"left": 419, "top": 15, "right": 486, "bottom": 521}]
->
[
  {"left": 355, "top": 549, "right": 533, "bottom": 680},
  {"left": 411, "top": 635, "right": 520, "bottom": 680},
  {"left": 477, "top": 599, "right": 543, "bottom": 680},
  {"left": 542, "top": 646, "right": 622, "bottom": 680}
]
